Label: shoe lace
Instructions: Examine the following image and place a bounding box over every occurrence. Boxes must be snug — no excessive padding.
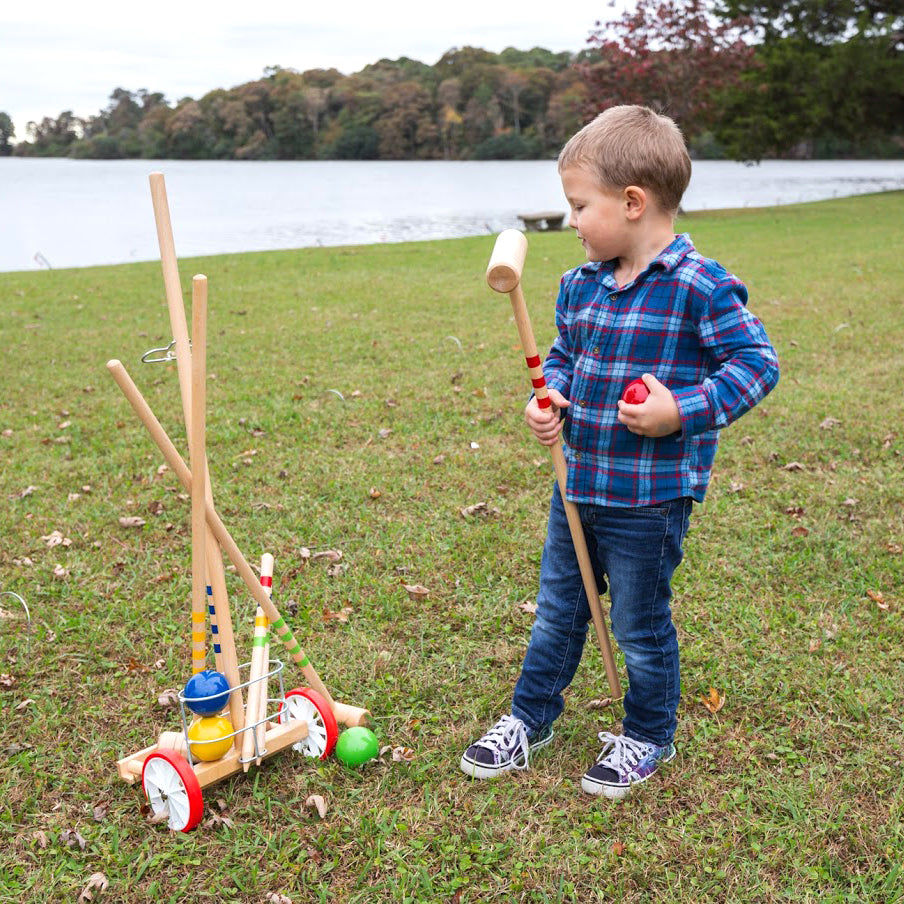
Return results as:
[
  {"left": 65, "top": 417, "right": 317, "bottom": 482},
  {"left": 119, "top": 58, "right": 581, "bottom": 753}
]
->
[
  {"left": 595, "top": 732, "right": 653, "bottom": 772},
  {"left": 481, "top": 715, "right": 531, "bottom": 770}
]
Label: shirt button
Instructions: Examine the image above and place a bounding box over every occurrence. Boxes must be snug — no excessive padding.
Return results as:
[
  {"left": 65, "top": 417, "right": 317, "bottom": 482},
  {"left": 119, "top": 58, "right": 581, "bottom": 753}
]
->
[
  {"left": 609, "top": 293, "right": 618, "bottom": 301},
  {"left": 592, "top": 346, "right": 600, "bottom": 355},
  {"left": 574, "top": 452, "right": 582, "bottom": 461}
]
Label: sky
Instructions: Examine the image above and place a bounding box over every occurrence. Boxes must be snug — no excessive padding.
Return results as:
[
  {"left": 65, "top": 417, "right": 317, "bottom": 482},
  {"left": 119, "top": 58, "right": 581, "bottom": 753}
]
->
[{"left": 1, "top": 0, "right": 624, "bottom": 141}]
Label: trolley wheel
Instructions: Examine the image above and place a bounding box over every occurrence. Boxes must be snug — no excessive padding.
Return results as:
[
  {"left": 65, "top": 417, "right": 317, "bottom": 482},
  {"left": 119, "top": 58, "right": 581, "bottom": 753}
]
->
[
  {"left": 142, "top": 748, "right": 204, "bottom": 832},
  {"left": 278, "top": 687, "right": 339, "bottom": 759}
]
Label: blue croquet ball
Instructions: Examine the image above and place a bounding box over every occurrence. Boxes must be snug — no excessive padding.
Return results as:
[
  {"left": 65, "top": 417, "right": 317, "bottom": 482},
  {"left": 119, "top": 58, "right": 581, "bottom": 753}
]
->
[
  {"left": 183, "top": 670, "right": 230, "bottom": 716},
  {"left": 335, "top": 726, "right": 380, "bottom": 767}
]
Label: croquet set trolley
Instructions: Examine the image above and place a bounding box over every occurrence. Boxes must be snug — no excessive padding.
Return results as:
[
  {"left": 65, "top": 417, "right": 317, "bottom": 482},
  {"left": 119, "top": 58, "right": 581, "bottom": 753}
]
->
[{"left": 111, "top": 174, "right": 369, "bottom": 832}]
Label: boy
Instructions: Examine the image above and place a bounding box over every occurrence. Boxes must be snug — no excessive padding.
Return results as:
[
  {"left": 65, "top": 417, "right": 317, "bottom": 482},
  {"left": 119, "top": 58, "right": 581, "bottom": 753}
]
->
[{"left": 460, "top": 105, "right": 779, "bottom": 798}]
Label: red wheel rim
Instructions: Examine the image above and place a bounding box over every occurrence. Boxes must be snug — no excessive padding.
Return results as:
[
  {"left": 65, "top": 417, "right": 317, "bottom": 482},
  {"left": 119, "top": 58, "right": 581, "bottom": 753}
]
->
[
  {"left": 278, "top": 687, "right": 339, "bottom": 759},
  {"left": 142, "top": 748, "right": 204, "bottom": 832}
]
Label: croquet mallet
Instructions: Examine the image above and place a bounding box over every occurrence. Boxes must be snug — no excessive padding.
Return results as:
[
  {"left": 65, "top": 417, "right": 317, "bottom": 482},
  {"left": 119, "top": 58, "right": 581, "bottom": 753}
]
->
[{"left": 486, "top": 229, "right": 622, "bottom": 699}]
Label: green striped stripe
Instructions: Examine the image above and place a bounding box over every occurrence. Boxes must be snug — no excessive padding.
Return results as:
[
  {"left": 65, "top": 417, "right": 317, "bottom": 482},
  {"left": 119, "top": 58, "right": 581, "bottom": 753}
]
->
[
  {"left": 272, "top": 617, "right": 286, "bottom": 631},
  {"left": 252, "top": 636, "right": 268, "bottom": 648}
]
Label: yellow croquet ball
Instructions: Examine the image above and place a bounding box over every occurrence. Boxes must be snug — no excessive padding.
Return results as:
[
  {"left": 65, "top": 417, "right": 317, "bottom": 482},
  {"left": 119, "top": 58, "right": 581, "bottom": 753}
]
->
[{"left": 187, "top": 716, "right": 233, "bottom": 761}]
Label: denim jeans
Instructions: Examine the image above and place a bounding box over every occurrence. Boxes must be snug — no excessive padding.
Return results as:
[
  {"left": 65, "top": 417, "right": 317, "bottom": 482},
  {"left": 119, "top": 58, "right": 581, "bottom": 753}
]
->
[{"left": 511, "top": 483, "right": 693, "bottom": 747}]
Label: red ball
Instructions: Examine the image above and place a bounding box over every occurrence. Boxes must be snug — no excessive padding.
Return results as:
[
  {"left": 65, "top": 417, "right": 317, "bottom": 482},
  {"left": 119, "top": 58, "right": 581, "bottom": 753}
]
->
[{"left": 622, "top": 378, "right": 650, "bottom": 405}]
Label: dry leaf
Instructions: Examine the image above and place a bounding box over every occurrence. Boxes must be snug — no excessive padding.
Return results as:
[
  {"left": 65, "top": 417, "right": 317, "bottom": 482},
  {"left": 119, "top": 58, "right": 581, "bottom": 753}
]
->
[
  {"left": 791, "top": 526, "right": 810, "bottom": 537},
  {"left": 808, "top": 638, "right": 822, "bottom": 653},
  {"left": 432, "top": 454, "right": 446, "bottom": 465},
  {"left": 391, "top": 746, "right": 415, "bottom": 763},
  {"left": 32, "top": 830, "right": 49, "bottom": 848},
  {"left": 60, "top": 828, "right": 87, "bottom": 850},
  {"left": 311, "top": 549, "right": 342, "bottom": 563},
  {"left": 42, "top": 530, "right": 71, "bottom": 547},
  {"left": 612, "top": 841, "right": 627, "bottom": 857},
  {"left": 586, "top": 698, "right": 613, "bottom": 710},
  {"left": 369, "top": 487, "right": 382, "bottom": 499},
  {"left": 157, "top": 688, "right": 180, "bottom": 708},
  {"left": 305, "top": 794, "right": 328, "bottom": 818},
  {"left": 265, "top": 894, "right": 293, "bottom": 904},
  {"left": 92, "top": 801, "right": 109, "bottom": 821},
  {"left": 378, "top": 428, "right": 393, "bottom": 439},
  {"left": 118, "top": 516, "right": 146, "bottom": 528},
  {"left": 819, "top": 417, "right": 841, "bottom": 430},
  {"left": 886, "top": 543, "right": 903, "bottom": 554},
  {"left": 78, "top": 872, "right": 109, "bottom": 902},
  {"left": 781, "top": 461, "right": 805, "bottom": 471},
  {"left": 14, "top": 485, "right": 38, "bottom": 498},
  {"left": 403, "top": 583, "right": 429, "bottom": 601},
  {"left": 52, "top": 564, "right": 70, "bottom": 579},
  {"left": 700, "top": 687, "right": 725, "bottom": 714},
  {"left": 323, "top": 606, "right": 353, "bottom": 623},
  {"left": 460, "top": 501, "right": 500, "bottom": 519},
  {"left": 867, "top": 590, "right": 889, "bottom": 611},
  {"left": 517, "top": 600, "right": 537, "bottom": 615}
]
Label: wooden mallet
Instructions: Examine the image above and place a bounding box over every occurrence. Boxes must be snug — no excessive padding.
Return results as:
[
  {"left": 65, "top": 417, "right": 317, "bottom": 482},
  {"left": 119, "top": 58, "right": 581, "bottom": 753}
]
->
[
  {"left": 149, "top": 173, "right": 244, "bottom": 746},
  {"left": 486, "top": 229, "right": 622, "bottom": 699}
]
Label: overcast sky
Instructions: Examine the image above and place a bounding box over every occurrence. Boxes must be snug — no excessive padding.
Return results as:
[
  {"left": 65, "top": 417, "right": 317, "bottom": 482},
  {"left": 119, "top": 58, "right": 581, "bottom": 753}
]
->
[{"left": 1, "top": 0, "right": 625, "bottom": 141}]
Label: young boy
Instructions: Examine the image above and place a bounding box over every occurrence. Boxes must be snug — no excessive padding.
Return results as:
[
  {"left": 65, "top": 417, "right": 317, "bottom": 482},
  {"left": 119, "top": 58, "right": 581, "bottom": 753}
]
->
[{"left": 460, "top": 105, "right": 779, "bottom": 798}]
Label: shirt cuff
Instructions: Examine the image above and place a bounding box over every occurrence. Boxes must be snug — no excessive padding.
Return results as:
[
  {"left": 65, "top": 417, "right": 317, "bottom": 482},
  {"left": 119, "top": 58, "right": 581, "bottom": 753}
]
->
[{"left": 672, "top": 385, "right": 712, "bottom": 438}]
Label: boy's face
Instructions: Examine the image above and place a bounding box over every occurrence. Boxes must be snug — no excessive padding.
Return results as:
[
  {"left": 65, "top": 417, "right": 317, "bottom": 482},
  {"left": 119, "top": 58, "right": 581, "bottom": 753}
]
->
[{"left": 560, "top": 165, "right": 630, "bottom": 263}]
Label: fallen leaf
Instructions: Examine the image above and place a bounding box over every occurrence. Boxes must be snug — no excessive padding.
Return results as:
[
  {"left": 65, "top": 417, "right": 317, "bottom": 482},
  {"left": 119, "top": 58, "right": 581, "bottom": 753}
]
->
[
  {"left": 403, "top": 583, "right": 429, "bottom": 601},
  {"left": 311, "top": 549, "right": 342, "bottom": 563},
  {"left": 42, "top": 530, "right": 71, "bottom": 547},
  {"left": 392, "top": 746, "right": 415, "bottom": 763},
  {"left": 118, "top": 516, "right": 146, "bottom": 528},
  {"left": 791, "top": 526, "right": 810, "bottom": 537},
  {"left": 808, "top": 638, "right": 821, "bottom": 653},
  {"left": 819, "top": 417, "right": 841, "bottom": 430},
  {"left": 31, "top": 830, "right": 49, "bottom": 848},
  {"left": 93, "top": 801, "right": 109, "bottom": 821},
  {"left": 323, "top": 606, "right": 353, "bottom": 623},
  {"left": 52, "top": 564, "right": 70, "bottom": 579},
  {"left": 460, "top": 501, "right": 500, "bottom": 519},
  {"left": 13, "top": 485, "right": 38, "bottom": 498},
  {"left": 78, "top": 873, "right": 110, "bottom": 904},
  {"left": 60, "top": 828, "right": 87, "bottom": 850},
  {"left": 586, "top": 698, "right": 612, "bottom": 710},
  {"left": 157, "top": 688, "right": 180, "bottom": 708},
  {"left": 0, "top": 674, "right": 14, "bottom": 688},
  {"left": 368, "top": 487, "right": 382, "bottom": 499},
  {"left": 781, "top": 461, "right": 805, "bottom": 471},
  {"left": 432, "top": 454, "right": 446, "bottom": 465},
  {"left": 886, "top": 543, "right": 903, "bottom": 554},
  {"left": 265, "top": 894, "right": 293, "bottom": 904},
  {"left": 612, "top": 841, "right": 627, "bottom": 856},
  {"left": 378, "top": 428, "right": 393, "bottom": 439},
  {"left": 867, "top": 590, "right": 889, "bottom": 611},
  {"left": 700, "top": 687, "right": 725, "bottom": 714},
  {"left": 517, "top": 600, "right": 537, "bottom": 615},
  {"left": 305, "top": 794, "right": 328, "bottom": 818}
]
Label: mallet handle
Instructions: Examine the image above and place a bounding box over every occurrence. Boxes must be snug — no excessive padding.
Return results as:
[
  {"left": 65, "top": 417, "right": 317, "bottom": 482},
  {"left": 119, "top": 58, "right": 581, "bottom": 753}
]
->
[
  {"left": 190, "top": 276, "right": 208, "bottom": 675},
  {"left": 486, "top": 230, "right": 622, "bottom": 698},
  {"left": 106, "top": 359, "right": 335, "bottom": 708}
]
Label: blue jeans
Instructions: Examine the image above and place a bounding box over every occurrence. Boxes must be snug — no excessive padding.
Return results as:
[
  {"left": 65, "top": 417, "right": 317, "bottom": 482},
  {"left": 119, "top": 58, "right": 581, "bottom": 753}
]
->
[{"left": 512, "top": 483, "right": 693, "bottom": 747}]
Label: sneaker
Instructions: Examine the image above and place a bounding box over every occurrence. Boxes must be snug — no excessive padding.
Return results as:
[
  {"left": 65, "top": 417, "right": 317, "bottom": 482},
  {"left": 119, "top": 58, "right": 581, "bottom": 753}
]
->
[
  {"left": 581, "top": 731, "right": 676, "bottom": 798},
  {"left": 459, "top": 715, "right": 554, "bottom": 779}
]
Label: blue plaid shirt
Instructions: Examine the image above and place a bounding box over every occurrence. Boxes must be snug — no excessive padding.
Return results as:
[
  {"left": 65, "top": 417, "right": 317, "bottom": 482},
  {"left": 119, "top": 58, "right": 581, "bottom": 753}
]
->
[{"left": 545, "top": 233, "right": 779, "bottom": 506}]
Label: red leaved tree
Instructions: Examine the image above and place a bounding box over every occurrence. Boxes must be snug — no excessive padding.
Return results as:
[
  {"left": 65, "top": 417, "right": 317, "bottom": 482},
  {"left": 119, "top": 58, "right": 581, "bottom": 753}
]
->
[{"left": 579, "top": 0, "right": 757, "bottom": 141}]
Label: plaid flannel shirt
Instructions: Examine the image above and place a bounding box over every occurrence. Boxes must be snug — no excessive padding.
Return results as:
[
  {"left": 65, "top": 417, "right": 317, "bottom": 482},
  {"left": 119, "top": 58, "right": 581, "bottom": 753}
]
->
[{"left": 544, "top": 233, "right": 779, "bottom": 506}]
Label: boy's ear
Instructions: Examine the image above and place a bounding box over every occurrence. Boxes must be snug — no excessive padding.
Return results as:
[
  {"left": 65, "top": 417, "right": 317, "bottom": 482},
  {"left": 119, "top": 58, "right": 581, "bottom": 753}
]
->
[{"left": 623, "top": 185, "right": 647, "bottom": 220}]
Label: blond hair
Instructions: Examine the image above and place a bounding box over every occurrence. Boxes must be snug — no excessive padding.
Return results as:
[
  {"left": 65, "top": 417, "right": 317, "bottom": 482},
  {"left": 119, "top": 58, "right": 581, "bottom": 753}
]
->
[{"left": 558, "top": 105, "right": 691, "bottom": 214}]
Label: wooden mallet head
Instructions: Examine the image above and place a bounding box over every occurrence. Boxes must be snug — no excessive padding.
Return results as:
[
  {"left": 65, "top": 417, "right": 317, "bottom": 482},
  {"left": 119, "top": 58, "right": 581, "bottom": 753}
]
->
[{"left": 486, "top": 229, "right": 528, "bottom": 294}]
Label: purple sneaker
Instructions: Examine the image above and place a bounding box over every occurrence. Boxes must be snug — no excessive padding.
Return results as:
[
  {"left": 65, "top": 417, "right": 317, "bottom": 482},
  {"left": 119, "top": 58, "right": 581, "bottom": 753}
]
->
[
  {"left": 460, "top": 715, "right": 554, "bottom": 779},
  {"left": 581, "top": 732, "right": 676, "bottom": 798}
]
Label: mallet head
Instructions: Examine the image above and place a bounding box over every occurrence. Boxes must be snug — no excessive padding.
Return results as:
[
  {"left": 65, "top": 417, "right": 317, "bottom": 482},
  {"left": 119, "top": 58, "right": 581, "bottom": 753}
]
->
[{"left": 486, "top": 229, "right": 528, "bottom": 294}]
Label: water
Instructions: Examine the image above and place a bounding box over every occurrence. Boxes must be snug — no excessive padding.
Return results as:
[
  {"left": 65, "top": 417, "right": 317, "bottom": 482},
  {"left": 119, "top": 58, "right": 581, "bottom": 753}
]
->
[{"left": 1, "top": 158, "right": 902, "bottom": 273}]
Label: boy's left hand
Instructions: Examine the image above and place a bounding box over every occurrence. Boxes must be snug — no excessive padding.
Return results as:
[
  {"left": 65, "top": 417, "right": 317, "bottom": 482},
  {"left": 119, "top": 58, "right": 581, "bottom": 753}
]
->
[{"left": 617, "top": 374, "right": 682, "bottom": 438}]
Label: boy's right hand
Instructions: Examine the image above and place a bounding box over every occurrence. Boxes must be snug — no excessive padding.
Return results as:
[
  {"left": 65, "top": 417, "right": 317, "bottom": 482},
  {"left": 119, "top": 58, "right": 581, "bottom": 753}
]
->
[{"left": 525, "top": 389, "right": 570, "bottom": 446}]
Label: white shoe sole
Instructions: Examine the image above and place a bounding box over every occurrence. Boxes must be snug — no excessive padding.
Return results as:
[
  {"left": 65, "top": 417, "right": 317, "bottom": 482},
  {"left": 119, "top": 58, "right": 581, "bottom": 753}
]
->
[{"left": 459, "top": 730, "right": 554, "bottom": 780}]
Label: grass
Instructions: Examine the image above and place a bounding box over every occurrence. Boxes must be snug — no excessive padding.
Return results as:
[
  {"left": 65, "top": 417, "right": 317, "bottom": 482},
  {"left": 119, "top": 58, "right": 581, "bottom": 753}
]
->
[{"left": 1, "top": 190, "right": 903, "bottom": 903}]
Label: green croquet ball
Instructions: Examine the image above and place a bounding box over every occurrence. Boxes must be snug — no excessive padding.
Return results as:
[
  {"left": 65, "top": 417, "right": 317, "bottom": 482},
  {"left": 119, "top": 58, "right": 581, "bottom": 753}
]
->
[{"left": 335, "top": 726, "right": 379, "bottom": 767}]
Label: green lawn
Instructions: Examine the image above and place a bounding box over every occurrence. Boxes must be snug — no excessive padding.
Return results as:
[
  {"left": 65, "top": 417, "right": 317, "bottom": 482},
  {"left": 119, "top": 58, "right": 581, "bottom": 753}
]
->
[{"left": 1, "top": 191, "right": 903, "bottom": 903}]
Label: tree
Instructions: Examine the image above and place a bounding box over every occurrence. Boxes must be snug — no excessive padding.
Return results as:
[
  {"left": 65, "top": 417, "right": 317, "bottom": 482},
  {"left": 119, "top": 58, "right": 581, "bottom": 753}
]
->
[
  {"left": 580, "top": 0, "right": 758, "bottom": 142},
  {"left": 0, "top": 112, "right": 14, "bottom": 155},
  {"left": 716, "top": 0, "right": 903, "bottom": 43}
]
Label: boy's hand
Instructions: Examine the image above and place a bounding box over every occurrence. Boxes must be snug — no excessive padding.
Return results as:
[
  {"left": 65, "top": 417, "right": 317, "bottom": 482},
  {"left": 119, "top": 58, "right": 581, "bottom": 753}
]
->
[
  {"left": 526, "top": 389, "right": 570, "bottom": 446},
  {"left": 617, "top": 374, "right": 681, "bottom": 437}
]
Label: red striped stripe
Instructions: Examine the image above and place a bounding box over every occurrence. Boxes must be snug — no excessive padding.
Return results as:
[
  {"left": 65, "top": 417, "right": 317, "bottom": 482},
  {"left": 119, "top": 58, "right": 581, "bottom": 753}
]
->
[
  {"left": 531, "top": 376, "right": 547, "bottom": 389},
  {"left": 260, "top": 575, "right": 273, "bottom": 587},
  {"left": 525, "top": 354, "right": 542, "bottom": 369},
  {"left": 537, "top": 396, "right": 552, "bottom": 409}
]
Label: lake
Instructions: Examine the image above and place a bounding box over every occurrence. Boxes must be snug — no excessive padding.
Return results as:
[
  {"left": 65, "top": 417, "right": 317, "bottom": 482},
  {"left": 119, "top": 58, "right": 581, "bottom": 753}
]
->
[{"left": 2, "top": 158, "right": 903, "bottom": 273}]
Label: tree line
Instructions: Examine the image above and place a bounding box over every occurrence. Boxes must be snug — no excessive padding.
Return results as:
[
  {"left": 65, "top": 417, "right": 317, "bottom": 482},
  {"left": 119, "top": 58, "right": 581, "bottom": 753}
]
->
[{"left": 2, "top": 0, "right": 901, "bottom": 162}]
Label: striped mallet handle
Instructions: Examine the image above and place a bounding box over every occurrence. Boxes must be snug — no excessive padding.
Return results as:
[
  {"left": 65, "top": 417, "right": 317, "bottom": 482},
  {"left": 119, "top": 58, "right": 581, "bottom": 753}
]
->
[
  {"left": 106, "top": 359, "right": 335, "bottom": 709},
  {"left": 255, "top": 553, "right": 273, "bottom": 765},
  {"left": 190, "top": 275, "right": 208, "bottom": 674},
  {"left": 150, "top": 173, "right": 244, "bottom": 745},
  {"left": 486, "top": 229, "right": 621, "bottom": 698}
]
